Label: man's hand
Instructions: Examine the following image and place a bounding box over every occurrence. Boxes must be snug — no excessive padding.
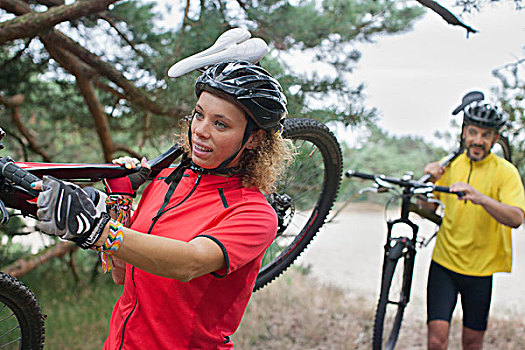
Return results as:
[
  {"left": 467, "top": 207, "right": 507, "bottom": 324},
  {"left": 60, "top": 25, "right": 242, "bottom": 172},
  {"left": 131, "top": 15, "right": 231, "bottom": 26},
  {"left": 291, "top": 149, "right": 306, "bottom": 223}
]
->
[
  {"left": 423, "top": 161, "right": 445, "bottom": 182},
  {"left": 449, "top": 182, "right": 482, "bottom": 203},
  {"left": 450, "top": 181, "right": 524, "bottom": 228},
  {"left": 35, "top": 176, "right": 110, "bottom": 249}
]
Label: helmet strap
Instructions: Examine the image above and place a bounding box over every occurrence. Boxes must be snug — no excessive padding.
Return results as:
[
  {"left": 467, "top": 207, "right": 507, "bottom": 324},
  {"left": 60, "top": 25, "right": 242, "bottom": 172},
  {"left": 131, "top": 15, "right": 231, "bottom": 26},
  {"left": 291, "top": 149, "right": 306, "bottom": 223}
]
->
[
  {"left": 187, "top": 115, "right": 256, "bottom": 175},
  {"left": 213, "top": 116, "right": 256, "bottom": 172}
]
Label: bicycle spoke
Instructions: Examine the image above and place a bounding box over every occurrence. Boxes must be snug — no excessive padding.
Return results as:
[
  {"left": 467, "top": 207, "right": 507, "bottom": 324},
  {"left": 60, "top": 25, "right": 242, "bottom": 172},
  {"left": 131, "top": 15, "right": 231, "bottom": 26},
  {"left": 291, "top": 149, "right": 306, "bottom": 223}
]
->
[
  {"left": 0, "top": 337, "right": 22, "bottom": 349},
  {"left": 0, "top": 312, "right": 16, "bottom": 324},
  {"left": 0, "top": 308, "right": 22, "bottom": 350},
  {"left": 0, "top": 324, "right": 20, "bottom": 340},
  {"left": 0, "top": 273, "right": 45, "bottom": 349}
]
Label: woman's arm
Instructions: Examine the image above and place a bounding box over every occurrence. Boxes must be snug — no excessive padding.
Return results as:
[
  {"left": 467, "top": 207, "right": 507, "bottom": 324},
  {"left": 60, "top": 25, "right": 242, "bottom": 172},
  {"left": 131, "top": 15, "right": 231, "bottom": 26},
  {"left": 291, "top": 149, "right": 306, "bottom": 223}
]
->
[{"left": 97, "top": 226, "right": 226, "bottom": 282}]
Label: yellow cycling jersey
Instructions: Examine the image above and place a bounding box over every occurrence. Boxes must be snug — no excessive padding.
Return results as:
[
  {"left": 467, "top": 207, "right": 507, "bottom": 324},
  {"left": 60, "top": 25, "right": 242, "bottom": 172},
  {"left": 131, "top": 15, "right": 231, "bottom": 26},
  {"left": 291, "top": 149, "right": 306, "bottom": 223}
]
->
[{"left": 433, "top": 152, "right": 525, "bottom": 276}]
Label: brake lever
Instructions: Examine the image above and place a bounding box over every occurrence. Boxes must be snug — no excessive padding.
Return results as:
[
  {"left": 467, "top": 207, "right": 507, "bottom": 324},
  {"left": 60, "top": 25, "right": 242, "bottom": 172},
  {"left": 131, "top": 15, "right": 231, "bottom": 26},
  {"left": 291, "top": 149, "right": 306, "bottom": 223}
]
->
[
  {"left": 413, "top": 186, "right": 433, "bottom": 195},
  {"left": 375, "top": 177, "right": 393, "bottom": 190},
  {"left": 359, "top": 183, "right": 391, "bottom": 194},
  {"left": 358, "top": 186, "right": 379, "bottom": 195}
]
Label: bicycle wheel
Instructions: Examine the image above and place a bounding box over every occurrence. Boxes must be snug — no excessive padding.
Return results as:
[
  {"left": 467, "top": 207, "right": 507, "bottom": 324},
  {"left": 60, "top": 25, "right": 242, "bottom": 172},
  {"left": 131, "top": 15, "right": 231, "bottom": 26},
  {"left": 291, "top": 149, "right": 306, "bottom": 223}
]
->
[
  {"left": 495, "top": 135, "right": 512, "bottom": 163},
  {"left": 0, "top": 272, "right": 45, "bottom": 350},
  {"left": 254, "top": 117, "right": 342, "bottom": 291},
  {"left": 373, "top": 240, "right": 414, "bottom": 350}
]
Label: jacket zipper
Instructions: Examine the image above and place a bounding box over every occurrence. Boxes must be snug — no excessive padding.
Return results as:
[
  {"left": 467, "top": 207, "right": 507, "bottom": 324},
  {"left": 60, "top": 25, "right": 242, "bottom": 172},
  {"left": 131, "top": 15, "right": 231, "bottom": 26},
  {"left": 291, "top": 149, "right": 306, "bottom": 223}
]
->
[
  {"left": 117, "top": 174, "right": 202, "bottom": 349},
  {"left": 464, "top": 159, "right": 473, "bottom": 204},
  {"left": 467, "top": 158, "right": 473, "bottom": 185}
]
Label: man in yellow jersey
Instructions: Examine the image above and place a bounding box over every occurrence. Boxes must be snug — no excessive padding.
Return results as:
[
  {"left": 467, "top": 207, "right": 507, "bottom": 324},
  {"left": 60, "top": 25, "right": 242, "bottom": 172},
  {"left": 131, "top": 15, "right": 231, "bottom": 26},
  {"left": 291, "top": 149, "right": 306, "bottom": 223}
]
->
[{"left": 423, "top": 100, "right": 525, "bottom": 350}]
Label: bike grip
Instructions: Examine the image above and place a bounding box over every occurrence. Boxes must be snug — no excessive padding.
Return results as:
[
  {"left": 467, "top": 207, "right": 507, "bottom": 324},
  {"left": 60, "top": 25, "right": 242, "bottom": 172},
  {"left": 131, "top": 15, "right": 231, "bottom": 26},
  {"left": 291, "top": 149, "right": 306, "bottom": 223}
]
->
[
  {"left": 345, "top": 170, "right": 375, "bottom": 180},
  {"left": 433, "top": 185, "right": 451, "bottom": 193},
  {"left": 434, "top": 185, "right": 465, "bottom": 198},
  {"left": 1, "top": 160, "right": 40, "bottom": 197}
]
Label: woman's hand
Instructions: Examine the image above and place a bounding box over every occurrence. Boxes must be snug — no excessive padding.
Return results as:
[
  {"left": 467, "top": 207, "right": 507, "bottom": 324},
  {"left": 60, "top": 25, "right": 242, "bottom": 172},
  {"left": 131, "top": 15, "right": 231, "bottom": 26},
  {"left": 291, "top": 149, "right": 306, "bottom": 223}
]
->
[
  {"left": 104, "top": 157, "right": 151, "bottom": 196},
  {"left": 112, "top": 156, "right": 148, "bottom": 170},
  {"left": 33, "top": 176, "right": 111, "bottom": 249}
]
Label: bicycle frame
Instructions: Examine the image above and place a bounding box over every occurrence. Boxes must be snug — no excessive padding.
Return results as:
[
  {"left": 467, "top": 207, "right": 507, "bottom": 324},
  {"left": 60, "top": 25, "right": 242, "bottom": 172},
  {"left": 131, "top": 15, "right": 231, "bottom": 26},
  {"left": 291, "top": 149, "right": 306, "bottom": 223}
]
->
[{"left": 0, "top": 142, "right": 184, "bottom": 220}]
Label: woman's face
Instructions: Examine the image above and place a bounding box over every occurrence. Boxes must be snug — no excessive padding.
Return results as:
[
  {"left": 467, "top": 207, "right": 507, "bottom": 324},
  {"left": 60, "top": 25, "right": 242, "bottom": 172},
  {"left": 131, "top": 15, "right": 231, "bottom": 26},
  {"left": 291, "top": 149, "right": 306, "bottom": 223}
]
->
[{"left": 190, "top": 91, "right": 250, "bottom": 169}]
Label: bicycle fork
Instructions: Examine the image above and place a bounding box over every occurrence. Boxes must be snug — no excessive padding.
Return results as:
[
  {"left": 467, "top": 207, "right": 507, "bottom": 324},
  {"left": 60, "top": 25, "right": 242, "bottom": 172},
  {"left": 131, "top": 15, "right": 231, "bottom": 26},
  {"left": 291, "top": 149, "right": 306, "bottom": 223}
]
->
[{"left": 381, "top": 220, "right": 418, "bottom": 307}]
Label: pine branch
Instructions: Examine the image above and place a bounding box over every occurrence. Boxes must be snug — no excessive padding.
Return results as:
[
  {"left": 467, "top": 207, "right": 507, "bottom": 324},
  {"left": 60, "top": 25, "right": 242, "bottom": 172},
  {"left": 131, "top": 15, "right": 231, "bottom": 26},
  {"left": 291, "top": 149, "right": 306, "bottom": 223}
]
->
[
  {"left": 0, "top": 0, "right": 120, "bottom": 45},
  {"left": 2, "top": 241, "right": 78, "bottom": 278},
  {"left": 2, "top": 0, "right": 188, "bottom": 119}
]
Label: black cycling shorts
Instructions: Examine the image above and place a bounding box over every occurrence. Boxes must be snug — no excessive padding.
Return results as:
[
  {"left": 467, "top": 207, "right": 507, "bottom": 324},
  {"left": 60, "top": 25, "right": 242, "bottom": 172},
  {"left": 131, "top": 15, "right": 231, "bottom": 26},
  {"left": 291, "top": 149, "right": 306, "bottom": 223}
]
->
[{"left": 427, "top": 261, "right": 492, "bottom": 331}]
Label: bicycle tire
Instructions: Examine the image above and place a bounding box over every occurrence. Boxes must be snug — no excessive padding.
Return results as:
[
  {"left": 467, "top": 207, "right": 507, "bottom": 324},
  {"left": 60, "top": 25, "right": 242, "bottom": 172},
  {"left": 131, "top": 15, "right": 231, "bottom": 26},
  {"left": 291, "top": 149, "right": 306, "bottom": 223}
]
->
[
  {"left": 0, "top": 272, "right": 45, "bottom": 350},
  {"left": 254, "top": 117, "right": 342, "bottom": 291},
  {"left": 373, "top": 244, "right": 414, "bottom": 350},
  {"left": 495, "top": 135, "right": 512, "bottom": 163}
]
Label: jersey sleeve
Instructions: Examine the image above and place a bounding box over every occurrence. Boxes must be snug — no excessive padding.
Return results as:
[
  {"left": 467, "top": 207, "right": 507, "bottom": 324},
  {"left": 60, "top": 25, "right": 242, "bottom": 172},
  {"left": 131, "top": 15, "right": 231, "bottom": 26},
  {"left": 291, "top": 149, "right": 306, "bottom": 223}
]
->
[
  {"left": 196, "top": 200, "right": 277, "bottom": 277},
  {"left": 498, "top": 164, "right": 525, "bottom": 213}
]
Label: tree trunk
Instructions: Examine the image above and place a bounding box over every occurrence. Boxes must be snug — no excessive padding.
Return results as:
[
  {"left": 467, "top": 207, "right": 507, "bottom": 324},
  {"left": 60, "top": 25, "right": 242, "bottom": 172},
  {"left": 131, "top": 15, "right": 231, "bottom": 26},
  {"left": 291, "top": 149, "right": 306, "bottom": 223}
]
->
[
  {"left": 76, "top": 76, "right": 115, "bottom": 162},
  {"left": 0, "top": 0, "right": 120, "bottom": 45},
  {"left": 2, "top": 0, "right": 189, "bottom": 120},
  {"left": 2, "top": 241, "right": 78, "bottom": 278}
]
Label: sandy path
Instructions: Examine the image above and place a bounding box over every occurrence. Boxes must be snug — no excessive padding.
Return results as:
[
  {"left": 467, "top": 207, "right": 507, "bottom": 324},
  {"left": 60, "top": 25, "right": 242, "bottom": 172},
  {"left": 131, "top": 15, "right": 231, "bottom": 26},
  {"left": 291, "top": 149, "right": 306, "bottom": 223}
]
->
[{"left": 297, "top": 203, "right": 525, "bottom": 319}]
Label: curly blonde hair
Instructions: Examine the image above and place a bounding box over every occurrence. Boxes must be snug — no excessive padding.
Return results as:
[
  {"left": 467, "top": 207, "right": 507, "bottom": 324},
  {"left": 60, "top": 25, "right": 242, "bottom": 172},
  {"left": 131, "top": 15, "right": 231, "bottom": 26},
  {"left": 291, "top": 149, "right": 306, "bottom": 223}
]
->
[{"left": 178, "top": 120, "right": 294, "bottom": 194}]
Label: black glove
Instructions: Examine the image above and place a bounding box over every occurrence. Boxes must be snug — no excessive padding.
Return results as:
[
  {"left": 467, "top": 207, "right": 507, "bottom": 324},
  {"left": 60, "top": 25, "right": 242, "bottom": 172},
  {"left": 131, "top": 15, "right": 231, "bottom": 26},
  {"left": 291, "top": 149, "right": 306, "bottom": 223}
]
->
[
  {"left": 103, "top": 158, "right": 151, "bottom": 197},
  {"left": 36, "top": 176, "right": 110, "bottom": 249}
]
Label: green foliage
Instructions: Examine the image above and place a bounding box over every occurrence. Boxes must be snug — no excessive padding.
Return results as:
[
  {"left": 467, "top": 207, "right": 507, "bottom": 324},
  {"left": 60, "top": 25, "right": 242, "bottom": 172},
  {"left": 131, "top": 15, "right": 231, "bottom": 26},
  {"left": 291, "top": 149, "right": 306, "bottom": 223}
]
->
[
  {"left": 0, "top": 213, "right": 33, "bottom": 266},
  {"left": 339, "top": 123, "right": 447, "bottom": 203},
  {"left": 0, "top": 0, "right": 425, "bottom": 163},
  {"left": 492, "top": 56, "right": 525, "bottom": 183},
  {"left": 19, "top": 252, "right": 122, "bottom": 349},
  {"left": 241, "top": 0, "right": 424, "bottom": 125}
]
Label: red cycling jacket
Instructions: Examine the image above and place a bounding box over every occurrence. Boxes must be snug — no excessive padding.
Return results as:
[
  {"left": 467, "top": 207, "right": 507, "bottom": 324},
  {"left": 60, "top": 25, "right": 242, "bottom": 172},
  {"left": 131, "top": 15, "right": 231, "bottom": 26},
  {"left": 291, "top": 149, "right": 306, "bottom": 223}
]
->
[{"left": 103, "top": 168, "right": 277, "bottom": 349}]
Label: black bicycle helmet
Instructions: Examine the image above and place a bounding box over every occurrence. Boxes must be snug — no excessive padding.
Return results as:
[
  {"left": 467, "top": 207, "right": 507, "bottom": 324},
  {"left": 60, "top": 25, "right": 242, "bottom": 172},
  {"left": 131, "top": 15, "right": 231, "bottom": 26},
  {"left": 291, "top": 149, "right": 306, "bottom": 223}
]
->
[
  {"left": 463, "top": 102, "right": 507, "bottom": 130},
  {"left": 195, "top": 60, "right": 287, "bottom": 131}
]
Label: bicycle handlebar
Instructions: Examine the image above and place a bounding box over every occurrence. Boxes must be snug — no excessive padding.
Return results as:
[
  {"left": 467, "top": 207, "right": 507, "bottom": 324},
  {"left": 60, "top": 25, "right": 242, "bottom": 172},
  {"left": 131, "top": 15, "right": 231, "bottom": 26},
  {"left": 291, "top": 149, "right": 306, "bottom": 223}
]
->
[
  {"left": 346, "top": 170, "right": 465, "bottom": 197},
  {"left": 0, "top": 158, "right": 41, "bottom": 197}
]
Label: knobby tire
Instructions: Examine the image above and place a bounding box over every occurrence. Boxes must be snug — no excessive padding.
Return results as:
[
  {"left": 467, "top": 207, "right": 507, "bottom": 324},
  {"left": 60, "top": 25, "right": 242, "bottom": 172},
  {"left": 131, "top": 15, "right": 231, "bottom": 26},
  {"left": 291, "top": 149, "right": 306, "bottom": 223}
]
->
[
  {"left": 254, "top": 117, "right": 342, "bottom": 292},
  {"left": 495, "top": 136, "right": 512, "bottom": 163},
  {"left": 372, "top": 252, "right": 414, "bottom": 350},
  {"left": 0, "top": 272, "right": 45, "bottom": 350}
]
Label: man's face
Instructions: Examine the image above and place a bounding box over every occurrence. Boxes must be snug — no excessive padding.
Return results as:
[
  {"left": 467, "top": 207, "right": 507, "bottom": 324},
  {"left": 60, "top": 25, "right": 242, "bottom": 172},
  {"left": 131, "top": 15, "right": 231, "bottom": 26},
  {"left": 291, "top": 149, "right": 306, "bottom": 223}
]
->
[{"left": 463, "top": 124, "right": 499, "bottom": 161}]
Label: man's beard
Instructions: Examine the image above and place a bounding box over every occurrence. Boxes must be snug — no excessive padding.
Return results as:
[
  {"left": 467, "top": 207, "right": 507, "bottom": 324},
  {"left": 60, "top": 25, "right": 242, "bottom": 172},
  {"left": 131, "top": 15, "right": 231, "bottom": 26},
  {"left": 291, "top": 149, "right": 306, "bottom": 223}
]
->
[{"left": 467, "top": 143, "right": 489, "bottom": 161}]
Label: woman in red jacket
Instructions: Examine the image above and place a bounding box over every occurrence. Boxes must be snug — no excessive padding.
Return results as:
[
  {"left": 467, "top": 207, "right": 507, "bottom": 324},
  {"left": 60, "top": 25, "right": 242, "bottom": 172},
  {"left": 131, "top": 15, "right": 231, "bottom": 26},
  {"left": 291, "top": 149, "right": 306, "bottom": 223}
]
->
[{"left": 34, "top": 61, "right": 294, "bottom": 349}]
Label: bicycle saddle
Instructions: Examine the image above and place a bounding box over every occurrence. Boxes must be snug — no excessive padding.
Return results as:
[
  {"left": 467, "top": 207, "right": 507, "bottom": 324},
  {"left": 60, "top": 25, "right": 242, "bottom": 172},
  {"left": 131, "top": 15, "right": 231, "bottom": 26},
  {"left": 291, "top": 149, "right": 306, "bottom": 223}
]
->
[
  {"left": 167, "top": 28, "right": 269, "bottom": 78},
  {"left": 452, "top": 90, "right": 484, "bottom": 115}
]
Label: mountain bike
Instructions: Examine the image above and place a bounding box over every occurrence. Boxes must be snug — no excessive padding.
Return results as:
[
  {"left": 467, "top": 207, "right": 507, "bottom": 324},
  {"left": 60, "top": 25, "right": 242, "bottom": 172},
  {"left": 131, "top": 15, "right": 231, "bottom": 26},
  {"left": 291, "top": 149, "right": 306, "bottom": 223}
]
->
[
  {"left": 345, "top": 170, "right": 464, "bottom": 350},
  {"left": 0, "top": 28, "right": 342, "bottom": 348},
  {"left": 0, "top": 114, "right": 341, "bottom": 347}
]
